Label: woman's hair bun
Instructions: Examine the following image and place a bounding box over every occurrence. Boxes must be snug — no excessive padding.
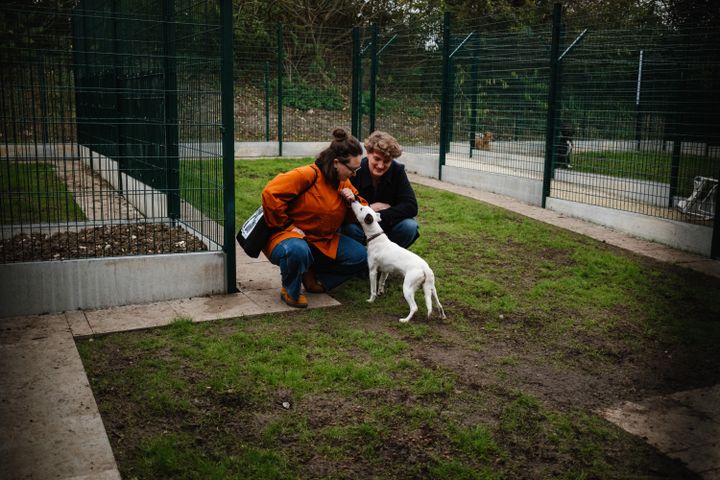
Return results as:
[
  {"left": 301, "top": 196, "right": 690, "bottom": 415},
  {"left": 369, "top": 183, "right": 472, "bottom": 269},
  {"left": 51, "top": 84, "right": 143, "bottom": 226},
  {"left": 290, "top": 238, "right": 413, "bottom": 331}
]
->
[{"left": 332, "top": 128, "right": 348, "bottom": 141}]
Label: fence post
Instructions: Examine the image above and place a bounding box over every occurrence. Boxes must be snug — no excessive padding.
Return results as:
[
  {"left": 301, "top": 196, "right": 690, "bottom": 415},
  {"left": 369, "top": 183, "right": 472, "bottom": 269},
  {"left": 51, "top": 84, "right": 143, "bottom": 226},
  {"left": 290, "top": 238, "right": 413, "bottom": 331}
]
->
[
  {"left": 112, "top": 0, "right": 124, "bottom": 194},
  {"left": 351, "top": 27, "right": 360, "bottom": 139},
  {"left": 358, "top": 34, "right": 365, "bottom": 139},
  {"left": 277, "top": 23, "right": 283, "bottom": 157},
  {"left": 264, "top": 61, "right": 270, "bottom": 142},
  {"left": 668, "top": 66, "right": 688, "bottom": 208},
  {"left": 221, "top": 0, "right": 237, "bottom": 293},
  {"left": 468, "top": 35, "right": 479, "bottom": 158},
  {"left": 635, "top": 49, "right": 644, "bottom": 151},
  {"left": 542, "top": 3, "right": 562, "bottom": 208},
  {"left": 439, "top": 12, "right": 451, "bottom": 180},
  {"left": 162, "top": 0, "right": 180, "bottom": 220},
  {"left": 712, "top": 167, "right": 720, "bottom": 259},
  {"left": 369, "top": 24, "right": 378, "bottom": 135}
]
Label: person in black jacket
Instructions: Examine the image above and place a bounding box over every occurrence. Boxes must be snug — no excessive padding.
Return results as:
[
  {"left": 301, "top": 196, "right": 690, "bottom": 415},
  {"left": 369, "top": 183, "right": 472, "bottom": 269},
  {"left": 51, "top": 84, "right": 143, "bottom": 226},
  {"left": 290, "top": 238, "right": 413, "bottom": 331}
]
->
[{"left": 343, "top": 131, "right": 420, "bottom": 248}]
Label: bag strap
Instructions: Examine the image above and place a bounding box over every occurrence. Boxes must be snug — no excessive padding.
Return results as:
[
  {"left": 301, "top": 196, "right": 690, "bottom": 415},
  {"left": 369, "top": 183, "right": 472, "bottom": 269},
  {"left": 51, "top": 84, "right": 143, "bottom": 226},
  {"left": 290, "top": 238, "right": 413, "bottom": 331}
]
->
[
  {"left": 293, "top": 165, "right": 319, "bottom": 200},
  {"left": 278, "top": 165, "right": 319, "bottom": 229}
]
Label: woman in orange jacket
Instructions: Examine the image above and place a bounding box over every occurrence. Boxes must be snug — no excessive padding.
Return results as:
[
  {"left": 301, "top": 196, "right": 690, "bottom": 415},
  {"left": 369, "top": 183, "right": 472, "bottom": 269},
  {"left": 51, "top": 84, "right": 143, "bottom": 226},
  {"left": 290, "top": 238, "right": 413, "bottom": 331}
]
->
[{"left": 262, "top": 128, "right": 369, "bottom": 308}]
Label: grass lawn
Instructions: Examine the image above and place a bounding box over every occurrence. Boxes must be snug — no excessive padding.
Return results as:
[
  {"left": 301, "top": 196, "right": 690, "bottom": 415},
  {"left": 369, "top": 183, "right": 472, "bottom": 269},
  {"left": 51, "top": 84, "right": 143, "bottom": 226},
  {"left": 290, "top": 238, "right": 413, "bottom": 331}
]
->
[
  {"left": 0, "top": 162, "right": 86, "bottom": 224},
  {"left": 180, "top": 159, "right": 224, "bottom": 224},
  {"left": 571, "top": 150, "right": 719, "bottom": 194},
  {"left": 78, "top": 158, "right": 720, "bottom": 479}
]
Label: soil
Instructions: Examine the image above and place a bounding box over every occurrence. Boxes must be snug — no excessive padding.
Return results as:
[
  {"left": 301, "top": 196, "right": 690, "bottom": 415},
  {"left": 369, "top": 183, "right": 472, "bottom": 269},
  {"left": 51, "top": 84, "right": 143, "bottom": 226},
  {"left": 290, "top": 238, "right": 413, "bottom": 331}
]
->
[{"left": 0, "top": 223, "right": 207, "bottom": 263}]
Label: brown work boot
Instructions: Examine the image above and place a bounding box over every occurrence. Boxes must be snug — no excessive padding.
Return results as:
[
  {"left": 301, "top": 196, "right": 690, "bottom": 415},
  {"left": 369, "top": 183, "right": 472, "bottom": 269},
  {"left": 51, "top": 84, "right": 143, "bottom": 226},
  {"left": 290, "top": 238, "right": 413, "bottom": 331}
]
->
[
  {"left": 302, "top": 270, "right": 325, "bottom": 293},
  {"left": 280, "top": 288, "right": 308, "bottom": 308}
]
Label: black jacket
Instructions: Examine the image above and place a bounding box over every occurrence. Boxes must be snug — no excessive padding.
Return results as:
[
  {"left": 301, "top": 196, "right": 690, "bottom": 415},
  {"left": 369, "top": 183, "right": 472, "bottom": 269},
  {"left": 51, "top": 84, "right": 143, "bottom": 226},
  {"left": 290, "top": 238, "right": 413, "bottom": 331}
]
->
[{"left": 350, "top": 158, "right": 418, "bottom": 231}]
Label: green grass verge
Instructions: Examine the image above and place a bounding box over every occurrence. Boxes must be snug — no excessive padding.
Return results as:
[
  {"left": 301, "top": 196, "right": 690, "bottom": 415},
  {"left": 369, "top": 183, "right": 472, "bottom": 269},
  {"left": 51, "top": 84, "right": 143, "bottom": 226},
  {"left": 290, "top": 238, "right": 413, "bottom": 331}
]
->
[
  {"left": 571, "top": 150, "right": 719, "bottom": 193},
  {"left": 0, "top": 162, "right": 86, "bottom": 224}
]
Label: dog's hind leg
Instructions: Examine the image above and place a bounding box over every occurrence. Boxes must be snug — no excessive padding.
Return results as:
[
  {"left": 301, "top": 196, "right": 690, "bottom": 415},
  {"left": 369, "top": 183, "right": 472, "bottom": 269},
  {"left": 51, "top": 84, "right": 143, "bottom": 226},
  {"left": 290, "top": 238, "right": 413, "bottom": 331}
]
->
[
  {"left": 399, "top": 270, "right": 423, "bottom": 323},
  {"left": 433, "top": 287, "right": 446, "bottom": 319}
]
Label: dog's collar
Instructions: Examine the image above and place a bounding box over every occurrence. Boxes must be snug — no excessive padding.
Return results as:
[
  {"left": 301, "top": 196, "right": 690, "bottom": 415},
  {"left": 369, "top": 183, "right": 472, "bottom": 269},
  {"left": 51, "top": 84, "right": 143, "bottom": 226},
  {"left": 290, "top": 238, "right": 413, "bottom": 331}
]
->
[{"left": 366, "top": 232, "right": 385, "bottom": 243}]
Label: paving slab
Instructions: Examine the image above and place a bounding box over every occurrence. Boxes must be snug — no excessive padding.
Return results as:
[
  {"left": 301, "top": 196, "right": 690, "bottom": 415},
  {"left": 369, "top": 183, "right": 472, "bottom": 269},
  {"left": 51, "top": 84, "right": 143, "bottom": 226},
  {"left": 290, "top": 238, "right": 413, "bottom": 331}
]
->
[
  {"left": 0, "top": 315, "right": 120, "bottom": 480},
  {"left": 84, "top": 300, "right": 181, "bottom": 335},
  {"left": 170, "top": 293, "right": 266, "bottom": 322},
  {"left": 600, "top": 385, "right": 720, "bottom": 479},
  {"left": 65, "top": 310, "right": 93, "bottom": 337},
  {"left": 0, "top": 313, "right": 70, "bottom": 345},
  {"left": 237, "top": 260, "right": 283, "bottom": 291}
]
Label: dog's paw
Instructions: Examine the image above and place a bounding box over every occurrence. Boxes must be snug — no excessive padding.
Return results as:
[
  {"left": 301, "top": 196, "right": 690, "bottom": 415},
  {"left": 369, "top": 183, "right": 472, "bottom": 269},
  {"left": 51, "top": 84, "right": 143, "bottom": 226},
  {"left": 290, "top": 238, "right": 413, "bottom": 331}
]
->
[
  {"left": 398, "top": 317, "right": 410, "bottom": 323},
  {"left": 367, "top": 297, "right": 375, "bottom": 303}
]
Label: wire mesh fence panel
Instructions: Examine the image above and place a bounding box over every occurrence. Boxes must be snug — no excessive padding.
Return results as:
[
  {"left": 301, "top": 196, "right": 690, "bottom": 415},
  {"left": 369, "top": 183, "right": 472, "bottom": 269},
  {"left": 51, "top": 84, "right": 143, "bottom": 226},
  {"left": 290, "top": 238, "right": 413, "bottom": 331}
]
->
[
  {"left": 176, "top": 0, "right": 225, "bottom": 245},
  {"left": 0, "top": 0, "right": 226, "bottom": 264},
  {"left": 447, "top": 21, "right": 552, "bottom": 177},
  {"left": 234, "top": 20, "right": 278, "bottom": 142},
  {"left": 550, "top": 21, "right": 720, "bottom": 224},
  {"left": 234, "top": 23, "right": 354, "bottom": 146},
  {"left": 367, "top": 24, "right": 444, "bottom": 154},
  {"left": 278, "top": 25, "right": 353, "bottom": 142}
]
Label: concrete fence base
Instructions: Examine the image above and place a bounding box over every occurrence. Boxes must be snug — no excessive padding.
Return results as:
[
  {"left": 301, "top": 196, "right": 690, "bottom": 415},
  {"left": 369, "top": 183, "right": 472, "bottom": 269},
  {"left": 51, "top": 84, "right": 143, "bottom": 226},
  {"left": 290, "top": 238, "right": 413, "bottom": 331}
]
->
[{"left": 0, "top": 252, "right": 226, "bottom": 318}]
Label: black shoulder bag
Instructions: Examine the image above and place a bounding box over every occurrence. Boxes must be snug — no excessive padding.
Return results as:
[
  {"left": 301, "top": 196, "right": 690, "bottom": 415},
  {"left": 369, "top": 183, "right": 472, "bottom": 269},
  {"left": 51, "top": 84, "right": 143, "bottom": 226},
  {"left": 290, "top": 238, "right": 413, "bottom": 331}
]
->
[{"left": 236, "top": 168, "right": 319, "bottom": 258}]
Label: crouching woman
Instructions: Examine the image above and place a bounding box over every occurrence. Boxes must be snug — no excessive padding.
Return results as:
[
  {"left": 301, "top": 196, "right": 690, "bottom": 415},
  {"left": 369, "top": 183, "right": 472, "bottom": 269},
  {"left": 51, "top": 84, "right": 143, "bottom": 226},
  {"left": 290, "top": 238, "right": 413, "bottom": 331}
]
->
[{"left": 262, "top": 128, "right": 369, "bottom": 308}]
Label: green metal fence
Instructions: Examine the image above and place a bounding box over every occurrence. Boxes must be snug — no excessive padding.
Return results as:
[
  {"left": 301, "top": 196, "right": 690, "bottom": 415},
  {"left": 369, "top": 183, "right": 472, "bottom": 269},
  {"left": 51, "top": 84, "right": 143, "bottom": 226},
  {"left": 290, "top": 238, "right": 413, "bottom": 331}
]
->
[
  {"left": 234, "top": 22, "right": 353, "bottom": 147},
  {"left": 356, "top": 23, "right": 444, "bottom": 153},
  {"left": 437, "top": 7, "right": 718, "bottom": 256},
  {"left": 441, "top": 16, "right": 553, "bottom": 176},
  {"left": 2, "top": 2, "right": 718, "bottom": 262},
  {"left": 546, "top": 10, "right": 720, "bottom": 225},
  {"left": 356, "top": 9, "right": 716, "bottom": 255},
  {"left": 0, "top": 0, "right": 236, "bottom": 287}
]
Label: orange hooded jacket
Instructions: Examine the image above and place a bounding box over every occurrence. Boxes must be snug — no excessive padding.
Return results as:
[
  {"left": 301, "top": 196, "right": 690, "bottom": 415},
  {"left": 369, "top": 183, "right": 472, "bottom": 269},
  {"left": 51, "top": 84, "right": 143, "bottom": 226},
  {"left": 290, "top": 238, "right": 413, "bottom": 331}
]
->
[{"left": 261, "top": 163, "right": 367, "bottom": 259}]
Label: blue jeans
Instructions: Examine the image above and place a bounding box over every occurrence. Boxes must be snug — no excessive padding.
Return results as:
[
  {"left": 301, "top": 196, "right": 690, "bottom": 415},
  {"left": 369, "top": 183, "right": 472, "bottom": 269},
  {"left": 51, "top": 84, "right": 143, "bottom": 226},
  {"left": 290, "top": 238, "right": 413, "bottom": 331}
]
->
[
  {"left": 342, "top": 217, "right": 420, "bottom": 249},
  {"left": 269, "top": 235, "right": 367, "bottom": 300}
]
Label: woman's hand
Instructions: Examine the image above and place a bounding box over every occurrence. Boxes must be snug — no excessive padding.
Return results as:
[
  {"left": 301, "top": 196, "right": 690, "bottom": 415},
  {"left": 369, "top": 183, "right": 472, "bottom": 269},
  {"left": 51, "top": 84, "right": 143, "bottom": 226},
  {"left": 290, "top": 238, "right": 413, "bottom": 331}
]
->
[{"left": 340, "top": 188, "right": 356, "bottom": 204}]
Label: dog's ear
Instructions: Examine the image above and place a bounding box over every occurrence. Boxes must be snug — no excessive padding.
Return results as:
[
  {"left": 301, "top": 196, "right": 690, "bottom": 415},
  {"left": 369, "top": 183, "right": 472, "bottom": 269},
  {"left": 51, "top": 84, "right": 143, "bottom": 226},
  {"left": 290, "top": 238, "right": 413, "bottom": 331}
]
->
[{"left": 364, "top": 213, "right": 374, "bottom": 225}]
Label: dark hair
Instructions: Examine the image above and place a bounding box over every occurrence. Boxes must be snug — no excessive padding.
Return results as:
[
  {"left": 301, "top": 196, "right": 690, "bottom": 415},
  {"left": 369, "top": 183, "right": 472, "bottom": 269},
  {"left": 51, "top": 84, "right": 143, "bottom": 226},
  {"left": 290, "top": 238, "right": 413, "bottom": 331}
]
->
[{"left": 316, "top": 128, "right": 363, "bottom": 187}]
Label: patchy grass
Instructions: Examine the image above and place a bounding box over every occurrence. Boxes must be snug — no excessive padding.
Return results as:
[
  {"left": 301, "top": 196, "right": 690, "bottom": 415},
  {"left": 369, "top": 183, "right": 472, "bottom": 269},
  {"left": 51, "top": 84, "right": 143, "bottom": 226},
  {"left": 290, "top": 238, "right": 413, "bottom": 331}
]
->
[{"left": 78, "top": 158, "right": 719, "bottom": 479}]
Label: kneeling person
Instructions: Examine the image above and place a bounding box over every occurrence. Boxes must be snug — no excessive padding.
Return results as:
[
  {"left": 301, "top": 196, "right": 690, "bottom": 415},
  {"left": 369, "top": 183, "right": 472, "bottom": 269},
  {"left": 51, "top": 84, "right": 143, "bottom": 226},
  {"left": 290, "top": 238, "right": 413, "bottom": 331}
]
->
[
  {"left": 343, "top": 131, "right": 420, "bottom": 249},
  {"left": 262, "top": 128, "right": 368, "bottom": 308}
]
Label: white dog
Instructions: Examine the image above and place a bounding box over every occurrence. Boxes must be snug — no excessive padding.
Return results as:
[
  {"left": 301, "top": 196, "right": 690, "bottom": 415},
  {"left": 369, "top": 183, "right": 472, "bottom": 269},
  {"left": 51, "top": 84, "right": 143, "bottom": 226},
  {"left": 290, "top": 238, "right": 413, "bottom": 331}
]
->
[{"left": 350, "top": 200, "right": 446, "bottom": 323}]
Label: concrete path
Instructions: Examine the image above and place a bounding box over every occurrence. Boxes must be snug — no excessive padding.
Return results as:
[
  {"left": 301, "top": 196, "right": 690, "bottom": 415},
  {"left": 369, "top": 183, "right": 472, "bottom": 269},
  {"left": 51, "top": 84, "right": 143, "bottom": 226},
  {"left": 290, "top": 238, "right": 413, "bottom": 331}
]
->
[{"left": 1, "top": 174, "right": 719, "bottom": 479}]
